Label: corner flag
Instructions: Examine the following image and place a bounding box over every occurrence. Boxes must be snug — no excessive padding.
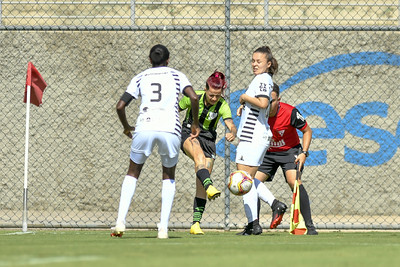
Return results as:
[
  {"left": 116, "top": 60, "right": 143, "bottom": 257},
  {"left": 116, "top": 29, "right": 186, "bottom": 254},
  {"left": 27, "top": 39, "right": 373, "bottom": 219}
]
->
[
  {"left": 290, "top": 162, "right": 307, "bottom": 235},
  {"left": 23, "top": 62, "right": 47, "bottom": 106},
  {"left": 22, "top": 62, "right": 47, "bottom": 232},
  {"left": 289, "top": 180, "right": 307, "bottom": 235}
]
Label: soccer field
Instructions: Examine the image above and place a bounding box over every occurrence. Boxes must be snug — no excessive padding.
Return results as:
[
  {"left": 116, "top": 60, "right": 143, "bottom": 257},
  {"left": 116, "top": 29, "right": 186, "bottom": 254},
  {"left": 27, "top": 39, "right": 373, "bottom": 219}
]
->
[{"left": 0, "top": 230, "right": 398, "bottom": 267}]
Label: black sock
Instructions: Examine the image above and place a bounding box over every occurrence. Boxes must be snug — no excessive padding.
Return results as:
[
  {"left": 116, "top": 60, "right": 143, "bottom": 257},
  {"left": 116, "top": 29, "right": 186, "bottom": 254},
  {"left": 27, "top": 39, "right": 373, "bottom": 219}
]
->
[
  {"left": 193, "top": 197, "right": 207, "bottom": 224},
  {"left": 257, "top": 199, "right": 261, "bottom": 219},
  {"left": 196, "top": 169, "right": 212, "bottom": 190},
  {"left": 299, "top": 184, "right": 314, "bottom": 228}
]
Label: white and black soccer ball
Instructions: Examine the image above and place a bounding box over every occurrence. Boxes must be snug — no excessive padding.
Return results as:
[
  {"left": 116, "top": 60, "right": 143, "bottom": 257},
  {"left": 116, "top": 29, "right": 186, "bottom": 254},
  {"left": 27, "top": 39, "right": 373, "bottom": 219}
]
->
[{"left": 228, "top": 170, "right": 253, "bottom": 196}]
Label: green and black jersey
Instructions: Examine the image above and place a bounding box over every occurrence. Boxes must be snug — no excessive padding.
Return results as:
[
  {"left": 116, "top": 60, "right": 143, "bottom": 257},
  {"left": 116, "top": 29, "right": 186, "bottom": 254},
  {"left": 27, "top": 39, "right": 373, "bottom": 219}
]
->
[{"left": 179, "top": 90, "right": 232, "bottom": 142}]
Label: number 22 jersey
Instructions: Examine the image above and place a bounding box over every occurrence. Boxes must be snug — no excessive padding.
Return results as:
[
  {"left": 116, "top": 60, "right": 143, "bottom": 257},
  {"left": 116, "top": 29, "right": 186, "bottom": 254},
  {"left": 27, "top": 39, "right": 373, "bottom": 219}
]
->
[{"left": 237, "top": 73, "right": 273, "bottom": 143}]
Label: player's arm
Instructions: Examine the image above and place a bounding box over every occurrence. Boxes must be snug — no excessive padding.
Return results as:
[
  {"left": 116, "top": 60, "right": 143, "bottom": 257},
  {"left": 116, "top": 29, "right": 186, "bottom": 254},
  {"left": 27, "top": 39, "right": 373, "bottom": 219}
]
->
[
  {"left": 116, "top": 92, "right": 135, "bottom": 139},
  {"left": 183, "top": 86, "right": 200, "bottom": 138},
  {"left": 295, "top": 125, "right": 312, "bottom": 168},
  {"left": 239, "top": 94, "right": 270, "bottom": 109},
  {"left": 236, "top": 104, "right": 244, "bottom": 117},
  {"left": 292, "top": 108, "right": 312, "bottom": 166},
  {"left": 178, "top": 95, "right": 189, "bottom": 112},
  {"left": 300, "top": 125, "right": 312, "bottom": 154},
  {"left": 224, "top": 118, "right": 237, "bottom": 142}
]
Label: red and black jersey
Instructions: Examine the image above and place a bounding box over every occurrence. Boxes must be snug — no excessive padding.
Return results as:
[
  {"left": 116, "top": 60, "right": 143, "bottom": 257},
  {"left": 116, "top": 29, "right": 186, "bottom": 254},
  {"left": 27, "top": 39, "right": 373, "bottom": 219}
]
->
[{"left": 268, "top": 102, "right": 307, "bottom": 152}]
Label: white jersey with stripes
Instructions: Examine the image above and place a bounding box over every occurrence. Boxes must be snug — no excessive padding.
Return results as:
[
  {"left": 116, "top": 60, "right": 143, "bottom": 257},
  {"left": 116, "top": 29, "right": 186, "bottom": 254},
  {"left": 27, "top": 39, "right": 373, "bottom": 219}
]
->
[
  {"left": 237, "top": 72, "right": 273, "bottom": 143},
  {"left": 125, "top": 66, "right": 191, "bottom": 136}
]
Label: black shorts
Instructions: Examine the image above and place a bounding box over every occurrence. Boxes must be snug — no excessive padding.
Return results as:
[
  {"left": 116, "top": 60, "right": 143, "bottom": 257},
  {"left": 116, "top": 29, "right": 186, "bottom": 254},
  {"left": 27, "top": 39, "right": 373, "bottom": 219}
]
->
[
  {"left": 258, "top": 145, "right": 303, "bottom": 182},
  {"left": 180, "top": 127, "right": 216, "bottom": 159}
]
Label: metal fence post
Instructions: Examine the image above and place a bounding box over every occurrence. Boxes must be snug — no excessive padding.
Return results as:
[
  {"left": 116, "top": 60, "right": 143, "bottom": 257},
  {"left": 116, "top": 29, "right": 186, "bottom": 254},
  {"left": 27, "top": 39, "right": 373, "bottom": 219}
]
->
[
  {"left": 224, "top": 0, "right": 232, "bottom": 231},
  {"left": 264, "top": 0, "right": 269, "bottom": 26},
  {"left": 130, "top": 0, "right": 135, "bottom": 26}
]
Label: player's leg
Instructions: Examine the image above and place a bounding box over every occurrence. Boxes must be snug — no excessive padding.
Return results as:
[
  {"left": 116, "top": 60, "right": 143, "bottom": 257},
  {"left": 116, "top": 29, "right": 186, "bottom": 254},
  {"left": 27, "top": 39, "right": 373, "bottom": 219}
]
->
[
  {"left": 285, "top": 170, "right": 317, "bottom": 235},
  {"left": 256, "top": 153, "right": 287, "bottom": 229},
  {"left": 252, "top": 178, "right": 287, "bottom": 229},
  {"left": 111, "top": 132, "right": 150, "bottom": 237},
  {"left": 190, "top": 158, "right": 215, "bottom": 235},
  {"left": 283, "top": 148, "right": 318, "bottom": 235},
  {"left": 180, "top": 129, "right": 205, "bottom": 234},
  {"left": 157, "top": 132, "right": 181, "bottom": 239},
  {"left": 158, "top": 165, "right": 176, "bottom": 239},
  {"left": 237, "top": 169, "right": 262, "bottom": 235},
  {"left": 183, "top": 137, "right": 220, "bottom": 200},
  {"left": 235, "top": 141, "right": 267, "bottom": 235}
]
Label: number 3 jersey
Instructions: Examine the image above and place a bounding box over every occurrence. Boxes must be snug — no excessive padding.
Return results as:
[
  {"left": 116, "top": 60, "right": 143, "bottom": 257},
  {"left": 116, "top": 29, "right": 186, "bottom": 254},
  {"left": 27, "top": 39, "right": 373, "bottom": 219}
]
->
[
  {"left": 125, "top": 66, "right": 192, "bottom": 136},
  {"left": 237, "top": 73, "right": 273, "bottom": 143}
]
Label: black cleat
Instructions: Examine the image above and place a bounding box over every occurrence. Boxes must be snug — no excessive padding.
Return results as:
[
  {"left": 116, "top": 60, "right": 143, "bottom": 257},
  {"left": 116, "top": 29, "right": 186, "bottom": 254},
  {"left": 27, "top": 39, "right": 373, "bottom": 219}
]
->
[
  {"left": 307, "top": 226, "right": 318, "bottom": 235},
  {"left": 270, "top": 199, "right": 287, "bottom": 229},
  {"left": 236, "top": 220, "right": 262, "bottom": 235},
  {"left": 252, "top": 223, "right": 263, "bottom": 235},
  {"left": 236, "top": 223, "right": 253, "bottom": 235}
]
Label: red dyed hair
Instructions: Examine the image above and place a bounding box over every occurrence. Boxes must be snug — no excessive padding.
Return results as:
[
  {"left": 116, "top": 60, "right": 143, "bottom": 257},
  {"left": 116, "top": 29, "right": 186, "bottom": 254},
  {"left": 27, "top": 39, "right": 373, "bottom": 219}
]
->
[{"left": 206, "top": 70, "right": 227, "bottom": 94}]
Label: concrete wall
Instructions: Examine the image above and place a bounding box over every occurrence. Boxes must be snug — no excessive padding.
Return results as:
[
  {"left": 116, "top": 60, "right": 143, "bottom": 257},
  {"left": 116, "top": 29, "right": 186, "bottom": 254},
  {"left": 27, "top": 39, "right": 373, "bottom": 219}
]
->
[{"left": 0, "top": 30, "right": 399, "bottom": 228}]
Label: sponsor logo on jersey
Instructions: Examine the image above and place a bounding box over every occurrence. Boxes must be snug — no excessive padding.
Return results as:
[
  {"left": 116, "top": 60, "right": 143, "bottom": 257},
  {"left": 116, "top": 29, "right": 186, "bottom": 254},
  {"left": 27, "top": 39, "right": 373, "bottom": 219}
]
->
[
  {"left": 270, "top": 139, "right": 286, "bottom": 148},
  {"left": 208, "top": 112, "right": 218, "bottom": 120}
]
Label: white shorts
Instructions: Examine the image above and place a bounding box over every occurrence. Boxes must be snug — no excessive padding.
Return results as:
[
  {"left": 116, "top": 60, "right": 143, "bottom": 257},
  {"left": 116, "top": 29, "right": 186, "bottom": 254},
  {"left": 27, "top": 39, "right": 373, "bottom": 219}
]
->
[
  {"left": 235, "top": 138, "right": 271, "bottom": 167},
  {"left": 130, "top": 131, "right": 181, "bottom": 168}
]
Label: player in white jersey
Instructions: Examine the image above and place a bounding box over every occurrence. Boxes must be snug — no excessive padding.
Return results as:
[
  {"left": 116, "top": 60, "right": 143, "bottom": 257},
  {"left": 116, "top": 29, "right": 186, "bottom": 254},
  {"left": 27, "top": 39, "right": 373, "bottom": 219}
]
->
[
  {"left": 111, "top": 44, "right": 200, "bottom": 239},
  {"left": 235, "top": 46, "right": 286, "bottom": 235}
]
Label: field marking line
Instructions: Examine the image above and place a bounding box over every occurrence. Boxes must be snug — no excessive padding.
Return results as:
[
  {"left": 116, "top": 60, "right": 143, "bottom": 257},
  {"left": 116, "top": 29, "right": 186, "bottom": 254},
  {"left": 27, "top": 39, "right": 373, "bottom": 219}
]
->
[
  {"left": 0, "top": 255, "right": 102, "bottom": 266},
  {"left": 0, "top": 231, "right": 35, "bottom": 236}
]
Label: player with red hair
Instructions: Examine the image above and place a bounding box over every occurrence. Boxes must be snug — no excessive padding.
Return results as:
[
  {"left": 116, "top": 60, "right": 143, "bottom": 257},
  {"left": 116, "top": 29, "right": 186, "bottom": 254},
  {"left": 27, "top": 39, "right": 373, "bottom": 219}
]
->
[{"left": 179, "top": 70, "right": 237, "bottom": 235}]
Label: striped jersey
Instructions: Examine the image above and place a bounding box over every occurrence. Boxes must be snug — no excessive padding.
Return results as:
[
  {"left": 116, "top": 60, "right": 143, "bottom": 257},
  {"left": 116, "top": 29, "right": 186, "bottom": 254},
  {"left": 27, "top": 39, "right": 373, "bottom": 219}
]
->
[
  {"left": 179, "top": 90, "right": 232, "bottom": 141},
  {"left": 237, "top": 73, "right": 273, "bottom": 143},
  {"left": 125, "top": 66, "right": 192, "bottom": 136}
]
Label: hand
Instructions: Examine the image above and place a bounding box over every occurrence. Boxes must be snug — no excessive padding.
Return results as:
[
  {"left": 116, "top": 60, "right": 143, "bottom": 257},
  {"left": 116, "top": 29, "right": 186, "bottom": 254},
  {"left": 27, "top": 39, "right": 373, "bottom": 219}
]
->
[
  {"left": 236, "top": 105, "right": 244, "bottom": 117},
  {"left": 239, "top": 94, "right": 246, "bottom": 105},
  {"left": 123, "top": 126, "right": 135, "bottom": 139},
  {"left": 295, "top": 153, "right": 306, "bottom": 169},
  {"left": 225, "top": 132, "right": 236, "bottom": 142},
  {"left": 190, "top": 124, "right": 200, "bottom": 139}
]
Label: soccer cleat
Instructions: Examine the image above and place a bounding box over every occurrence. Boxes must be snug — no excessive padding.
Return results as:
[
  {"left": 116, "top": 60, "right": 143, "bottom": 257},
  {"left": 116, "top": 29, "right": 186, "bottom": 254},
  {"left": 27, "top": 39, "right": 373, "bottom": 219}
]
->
[
  {"left": 270, "top": 199, "right": 287, "bottom": 229},
  {"left": 252, "top": 223, "right": 263, "bottom": 235},
  {"left": 306, "top": 226, "right": 318, "bottom": 235},
  {"left": 190, "top": 222, "right": 205, "bottom": 235},
  {"left": 110, "top": 222, "right": 126, "bottom": 237},
  {"left": 206, "top": 185, "right": 221, "bottom": 200},
  {"left": 157, "top": 229, "right": 169, "bottom": 239},
  {"left": 236, "top": 223, "right": 253, "bottom": 235},
  {"left": 157, "top": 223, "right": 169, "bottom": 239}
]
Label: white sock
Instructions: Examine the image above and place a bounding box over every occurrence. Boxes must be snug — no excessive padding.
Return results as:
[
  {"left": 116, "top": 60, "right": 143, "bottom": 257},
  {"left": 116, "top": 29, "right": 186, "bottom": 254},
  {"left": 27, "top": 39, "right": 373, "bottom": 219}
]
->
[
  {"left": 254, "top": 178, "right": 275, "bottom": 206},
  {"left": 159, "top": 179, "right": 176, "bottom": 230},
  {"left": 116, "top": 175, "right": 138, "bottom": 225},
  {"left": 242, "top": 183, "right": 258, "bottom": 222}
]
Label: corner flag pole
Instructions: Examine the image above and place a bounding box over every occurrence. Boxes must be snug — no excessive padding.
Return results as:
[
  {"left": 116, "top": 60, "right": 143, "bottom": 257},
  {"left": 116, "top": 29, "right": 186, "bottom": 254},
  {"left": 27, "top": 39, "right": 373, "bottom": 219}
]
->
[
  {"left": 22, "top": 84, "right": 32, "bottom": 232},
  {"left": 22, "top": 62, "right": 47, "bottom": 232}
]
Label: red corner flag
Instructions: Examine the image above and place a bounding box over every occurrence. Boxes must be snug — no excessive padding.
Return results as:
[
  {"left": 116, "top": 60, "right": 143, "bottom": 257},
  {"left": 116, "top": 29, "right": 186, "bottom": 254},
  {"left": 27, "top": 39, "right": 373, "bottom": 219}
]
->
[
  {"left": 289, "top": 179, "right": 307, "bottom": 235},
  {"left": 23, "top": 62, "right": 47, "bottom": 106}
]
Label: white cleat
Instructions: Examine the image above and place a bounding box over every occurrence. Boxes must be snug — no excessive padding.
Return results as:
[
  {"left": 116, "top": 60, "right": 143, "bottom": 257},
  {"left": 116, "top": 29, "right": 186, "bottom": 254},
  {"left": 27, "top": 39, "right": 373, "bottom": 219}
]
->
[
  {"left": 111, "top": 222, "right": 126, "bottom": 237},
  {"left": 157, "top": 230, "right": 168, "bottom": 239},
  {"left": 157, "top": 224, "right": 168, "bottom": 239}
]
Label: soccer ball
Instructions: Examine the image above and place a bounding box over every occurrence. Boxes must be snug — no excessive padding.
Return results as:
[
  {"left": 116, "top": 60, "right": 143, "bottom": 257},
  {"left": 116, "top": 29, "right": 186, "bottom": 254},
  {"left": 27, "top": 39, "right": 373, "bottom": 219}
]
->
[{"left": 228, "top": 170, "right": 253, "bottom": 196}]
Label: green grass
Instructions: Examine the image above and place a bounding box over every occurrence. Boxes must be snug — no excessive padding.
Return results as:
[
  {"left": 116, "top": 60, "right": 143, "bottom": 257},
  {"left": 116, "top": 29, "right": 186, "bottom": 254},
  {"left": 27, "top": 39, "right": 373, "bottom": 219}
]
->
[{"left": 0, "top": 229, "right": 399, "bottom": 267}]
